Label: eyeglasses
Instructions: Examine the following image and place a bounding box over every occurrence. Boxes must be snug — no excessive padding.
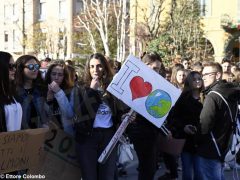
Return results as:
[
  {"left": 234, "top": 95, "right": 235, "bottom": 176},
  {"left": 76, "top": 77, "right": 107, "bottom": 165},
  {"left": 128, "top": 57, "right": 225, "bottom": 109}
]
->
[
  {"left": 202, "top": 72, "right": 217, "bottom": 77},
  {"left": 9, "top": 63, "right": 16, "bottom": 71},
  {"left": 24, "top": 64, "right": 40, "bottom": 71}
]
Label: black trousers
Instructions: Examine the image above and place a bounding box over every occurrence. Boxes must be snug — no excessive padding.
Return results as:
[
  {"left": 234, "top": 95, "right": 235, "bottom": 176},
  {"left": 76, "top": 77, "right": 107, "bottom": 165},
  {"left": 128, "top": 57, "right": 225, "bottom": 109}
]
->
[
  {"left": 76, "top": 128, "right": 117, "bottom": 180},
  {"left": 129, "top": 133, "right": 158, "bottom": 180}
]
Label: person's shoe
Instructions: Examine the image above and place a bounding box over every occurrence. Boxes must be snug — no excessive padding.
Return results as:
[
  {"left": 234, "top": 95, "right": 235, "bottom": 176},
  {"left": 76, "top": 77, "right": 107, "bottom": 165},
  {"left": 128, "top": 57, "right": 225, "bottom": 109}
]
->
[{"left": 223, "top": 163, "right": 231, "bottom": 171}]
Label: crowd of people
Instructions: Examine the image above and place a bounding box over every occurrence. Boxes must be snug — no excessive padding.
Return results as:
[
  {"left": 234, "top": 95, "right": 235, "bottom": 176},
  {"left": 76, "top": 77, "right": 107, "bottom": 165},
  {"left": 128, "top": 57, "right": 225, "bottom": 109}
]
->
[{"left": 1, "top": 50, "right": 240, "bottom": 180}]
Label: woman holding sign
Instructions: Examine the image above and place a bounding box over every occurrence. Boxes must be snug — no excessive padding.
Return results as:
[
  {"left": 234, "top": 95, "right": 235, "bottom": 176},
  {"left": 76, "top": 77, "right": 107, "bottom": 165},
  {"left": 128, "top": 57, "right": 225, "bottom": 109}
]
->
[
  {"left": 127, "top": 52, "right": 163, "bottom": 180},
  {"left": 0, "top": 51, "right": 22, "bottom": 132},
  {"left": 74, "top": 53, "right": 127, "bottom": 180}
]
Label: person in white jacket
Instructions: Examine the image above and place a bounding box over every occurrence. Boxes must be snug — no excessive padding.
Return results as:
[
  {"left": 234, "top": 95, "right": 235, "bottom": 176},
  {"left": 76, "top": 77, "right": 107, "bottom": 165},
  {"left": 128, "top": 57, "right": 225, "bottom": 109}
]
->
[{"left": 45, "top": 61, "right": 75, "bottom": 136}]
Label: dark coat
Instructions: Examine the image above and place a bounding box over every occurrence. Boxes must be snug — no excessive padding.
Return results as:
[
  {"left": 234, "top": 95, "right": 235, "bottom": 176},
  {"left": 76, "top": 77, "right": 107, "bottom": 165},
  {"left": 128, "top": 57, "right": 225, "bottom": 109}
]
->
[
  {"left": 197, "top": 80, "right": 240, "bottom": 160},
  {"left": 166, "top": 92, "right": 203, "bottom": 153},
  {"left": 74, "top": 86, "right": 128, "bottom": 138}
]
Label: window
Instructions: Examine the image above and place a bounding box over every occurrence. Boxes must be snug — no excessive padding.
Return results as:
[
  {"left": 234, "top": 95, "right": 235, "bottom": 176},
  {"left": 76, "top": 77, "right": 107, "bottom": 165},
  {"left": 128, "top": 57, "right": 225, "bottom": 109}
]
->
[
  {"left": 13, "top": 30, "right": 15, "bottom": 49},
  {"left": 75, "top": 0, "right": 83, "bottom": 14},
  {"left": 59, "top": 0, "right": 66, "bottom": 20},
  {"left": 199, "top": 0, "right": 212, "bottom": 17},
  {"left": 4, "top": 4, "right": 11, "bottom": 20},
  {"left": 12, "top": 3, "right": 19, "bottom": 22},
  {"left": 12, "top": 4, "right": 16, "bottom": 15},
  {"left": 39, "top": 0, "right": 46, "bottom": 21},
  {"left": 4, "top": 31, "right": 8, "bottom": 50},
  {"left": 4, "top": 31, "right": 8, "bottom": 42}
]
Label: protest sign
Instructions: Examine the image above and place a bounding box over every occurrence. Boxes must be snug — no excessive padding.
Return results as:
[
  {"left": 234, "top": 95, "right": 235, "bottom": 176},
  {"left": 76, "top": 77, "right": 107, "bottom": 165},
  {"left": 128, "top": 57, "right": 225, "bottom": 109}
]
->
[
  {"left": 37, "top": 122, "right": 81, "bottom": 180},
  {"left": 0, "top": 128, "right": 48, "bottom": 174},
  {"left": 107, "top": 55, "right": 181, "bottom": 127}
]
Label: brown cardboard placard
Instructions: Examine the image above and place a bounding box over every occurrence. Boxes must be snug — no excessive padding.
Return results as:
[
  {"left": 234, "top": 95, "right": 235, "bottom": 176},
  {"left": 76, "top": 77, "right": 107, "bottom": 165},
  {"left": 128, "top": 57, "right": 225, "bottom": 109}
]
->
[
  {"left": 0, "top": 128, "right": 48, "bottom": 174},
  {"left": 36, "top": 122, "right": 81, "bottom": 180}
]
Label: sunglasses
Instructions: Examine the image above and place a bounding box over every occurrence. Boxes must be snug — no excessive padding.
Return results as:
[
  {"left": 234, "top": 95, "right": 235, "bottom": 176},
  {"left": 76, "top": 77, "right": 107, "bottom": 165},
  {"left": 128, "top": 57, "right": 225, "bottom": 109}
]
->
[
  {"left": 24, "top": 64, "right": 40, "bottom": 71},
  {"left": 9, "top": 63, "right": 16, "bottom": 71}
]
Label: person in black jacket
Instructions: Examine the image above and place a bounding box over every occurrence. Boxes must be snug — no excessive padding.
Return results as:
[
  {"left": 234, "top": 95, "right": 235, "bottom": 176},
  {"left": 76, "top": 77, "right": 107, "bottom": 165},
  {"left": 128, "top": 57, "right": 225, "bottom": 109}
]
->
[
  {"left": 168, "top": 71, "right": 203, "bottom": 180},
  {"left": 196, "top": 62, "right": 240, "bottom": 180},
  {"left": 73, "top": 53, "right": 128, "bottom": 180},
  {"left": 127, "top": 52, "right": 164, "bottom": 180}
]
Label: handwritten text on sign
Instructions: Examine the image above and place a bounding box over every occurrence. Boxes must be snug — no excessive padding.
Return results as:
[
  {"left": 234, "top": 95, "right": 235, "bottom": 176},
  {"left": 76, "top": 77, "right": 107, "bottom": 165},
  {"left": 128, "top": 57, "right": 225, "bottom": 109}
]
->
[
  {"left": 107, "top": 55, "right": 181, "bottom": 127},
  {"left": 0, "top": 128, "right": 48, "bottom": 174}
]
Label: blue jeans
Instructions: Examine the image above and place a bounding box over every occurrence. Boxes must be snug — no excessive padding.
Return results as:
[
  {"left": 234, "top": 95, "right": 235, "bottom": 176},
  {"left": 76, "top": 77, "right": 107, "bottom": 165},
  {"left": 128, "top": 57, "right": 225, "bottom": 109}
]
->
[
  {"left": 195, "top": 156, "right": 224, "bottom": 180},
  {"left": 181, "top": 152, "right": 201, "bottom": 180}
]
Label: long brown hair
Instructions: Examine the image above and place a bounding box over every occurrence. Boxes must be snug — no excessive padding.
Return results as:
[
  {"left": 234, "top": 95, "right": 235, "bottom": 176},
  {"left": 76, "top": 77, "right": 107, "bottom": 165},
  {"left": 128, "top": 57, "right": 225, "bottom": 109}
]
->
[
  {"left": 170, "top": 66, "right": 185, "bottom": 89},
  {"left": 45, "top": 61, "right": 74, "bottom": 90},
  {"left": 83, "top": 53, "right": 113, "bottom": 90}
]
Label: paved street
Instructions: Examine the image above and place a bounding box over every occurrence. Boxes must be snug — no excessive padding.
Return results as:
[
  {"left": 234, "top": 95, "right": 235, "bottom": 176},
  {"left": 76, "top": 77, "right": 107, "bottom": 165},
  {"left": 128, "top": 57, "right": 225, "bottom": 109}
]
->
[{"left": 119, "top": 150, "right": 240, "bottom": 180}]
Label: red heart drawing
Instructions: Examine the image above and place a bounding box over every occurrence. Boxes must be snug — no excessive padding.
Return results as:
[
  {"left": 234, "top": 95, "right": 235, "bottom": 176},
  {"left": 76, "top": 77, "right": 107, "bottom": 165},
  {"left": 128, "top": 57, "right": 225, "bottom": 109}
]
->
[{"left": 130, "top": 76, "right": 152, "bottom": 100}]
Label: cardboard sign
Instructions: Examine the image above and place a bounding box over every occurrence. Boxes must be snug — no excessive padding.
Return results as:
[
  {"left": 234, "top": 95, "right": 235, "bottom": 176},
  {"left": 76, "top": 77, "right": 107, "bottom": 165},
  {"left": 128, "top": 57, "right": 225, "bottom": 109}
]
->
[
  {"left": 37, "top": 122, "right": 81, "bottom": 180},
  {"left": 107, "top": 55, "right": 181, "bottom": 127},
  {"left": 0, "top": 128, "right": 48, "bottom": 174}
]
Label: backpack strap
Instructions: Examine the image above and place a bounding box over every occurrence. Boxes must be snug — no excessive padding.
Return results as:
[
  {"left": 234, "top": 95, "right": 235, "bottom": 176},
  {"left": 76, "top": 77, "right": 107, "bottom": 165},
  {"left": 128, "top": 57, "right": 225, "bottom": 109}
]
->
[
  {"left": 208, "top": 90, "right": 238, "bottom": 158},
  {"left": 209, "top": 91, "right": 237, "bottom": 123}
]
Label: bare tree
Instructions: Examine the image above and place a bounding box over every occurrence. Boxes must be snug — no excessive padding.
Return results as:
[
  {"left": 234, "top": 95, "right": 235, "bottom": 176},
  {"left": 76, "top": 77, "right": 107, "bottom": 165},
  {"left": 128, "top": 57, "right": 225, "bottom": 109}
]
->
[
  {"left": 113, "top": 0, "right": 128, "bottom": 62},
  {"left": 75, "top": 12, "right": 97, "bottom": 53},
  {"left": 74, "top": 0, "right": 129, "bottom": 62},
  {"left": 142, "top": 0, "right": 166, "bottom": 40},
  {"left": 76, "top": 0, "right": 111, "bottom": 56}
]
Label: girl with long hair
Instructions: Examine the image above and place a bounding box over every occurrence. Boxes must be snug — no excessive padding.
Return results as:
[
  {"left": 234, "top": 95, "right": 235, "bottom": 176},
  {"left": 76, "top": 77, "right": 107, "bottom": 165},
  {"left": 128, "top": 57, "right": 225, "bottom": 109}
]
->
[
  {"left": 45, "top": 61, "right": 75, "bottom": 135},
  {"left": 168, "top": 71, "right": 203, "bottom": 180},
  {"left": 0, "top": 51, "right": 22, "bottom": 132},
  {"left": 127, "top": 52, "right": 163, "bottom": 180},
  {"left": 171, "top": 66, "right": 186, "bottom": 90},
  {"left": 74, "top": 53, "right": 128, "bottom": 180},
  {"left": 15, "top": 55, "right": 48, "bottom": 129}
]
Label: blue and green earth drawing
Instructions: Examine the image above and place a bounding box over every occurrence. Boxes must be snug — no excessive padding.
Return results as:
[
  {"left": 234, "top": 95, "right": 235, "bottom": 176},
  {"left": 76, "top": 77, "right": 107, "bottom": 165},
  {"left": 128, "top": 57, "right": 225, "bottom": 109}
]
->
[{"left": 145, "top": 89, "right": 172, "bottom": 118}]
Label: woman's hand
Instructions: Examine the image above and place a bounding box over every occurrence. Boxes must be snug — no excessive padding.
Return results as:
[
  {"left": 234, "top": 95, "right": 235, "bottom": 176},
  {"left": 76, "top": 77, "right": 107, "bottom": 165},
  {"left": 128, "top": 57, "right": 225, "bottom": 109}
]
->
[
  {"left": 121, "top": 110, "right": 137, "bottom": 123},
  {"left": 48, "top": 81, "right": 61, "bottom": 93},
  {"left": 184, "top": 125, "right": 197, "bottom": 135}
]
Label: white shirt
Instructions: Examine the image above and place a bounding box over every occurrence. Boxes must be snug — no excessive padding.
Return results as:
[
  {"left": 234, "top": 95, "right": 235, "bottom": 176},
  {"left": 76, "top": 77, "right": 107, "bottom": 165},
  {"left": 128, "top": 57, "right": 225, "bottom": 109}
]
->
[
  {"left": 93, "top": 102, "right": 113, "bottom": 128},
  {"left": 4, "top": 99, "right": 22, "bottom": 131}
]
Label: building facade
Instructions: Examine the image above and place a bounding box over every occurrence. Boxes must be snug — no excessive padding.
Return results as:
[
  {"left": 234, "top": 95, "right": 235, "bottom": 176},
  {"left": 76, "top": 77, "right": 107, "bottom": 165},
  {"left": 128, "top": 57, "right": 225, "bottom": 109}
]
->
[{"left": 0, "top": 0, "right": 83, "bottom": 60}]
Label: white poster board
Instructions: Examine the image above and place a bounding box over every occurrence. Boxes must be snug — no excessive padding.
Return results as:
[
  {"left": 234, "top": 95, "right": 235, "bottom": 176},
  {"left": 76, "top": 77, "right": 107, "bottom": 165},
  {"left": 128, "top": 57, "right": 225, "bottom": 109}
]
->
[{"left": 107, "top": 55, "right": 181, "bottom": 127}]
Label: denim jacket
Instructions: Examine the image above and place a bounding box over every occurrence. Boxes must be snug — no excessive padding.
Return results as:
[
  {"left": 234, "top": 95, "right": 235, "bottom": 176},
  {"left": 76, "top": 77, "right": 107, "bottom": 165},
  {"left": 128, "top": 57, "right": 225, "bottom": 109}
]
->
[
  {"left": 16, "top": 86, "right": 49, "bottom": 129},
  {"left": 46, "top": 88, "right": 75, "bottom": 136}
]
